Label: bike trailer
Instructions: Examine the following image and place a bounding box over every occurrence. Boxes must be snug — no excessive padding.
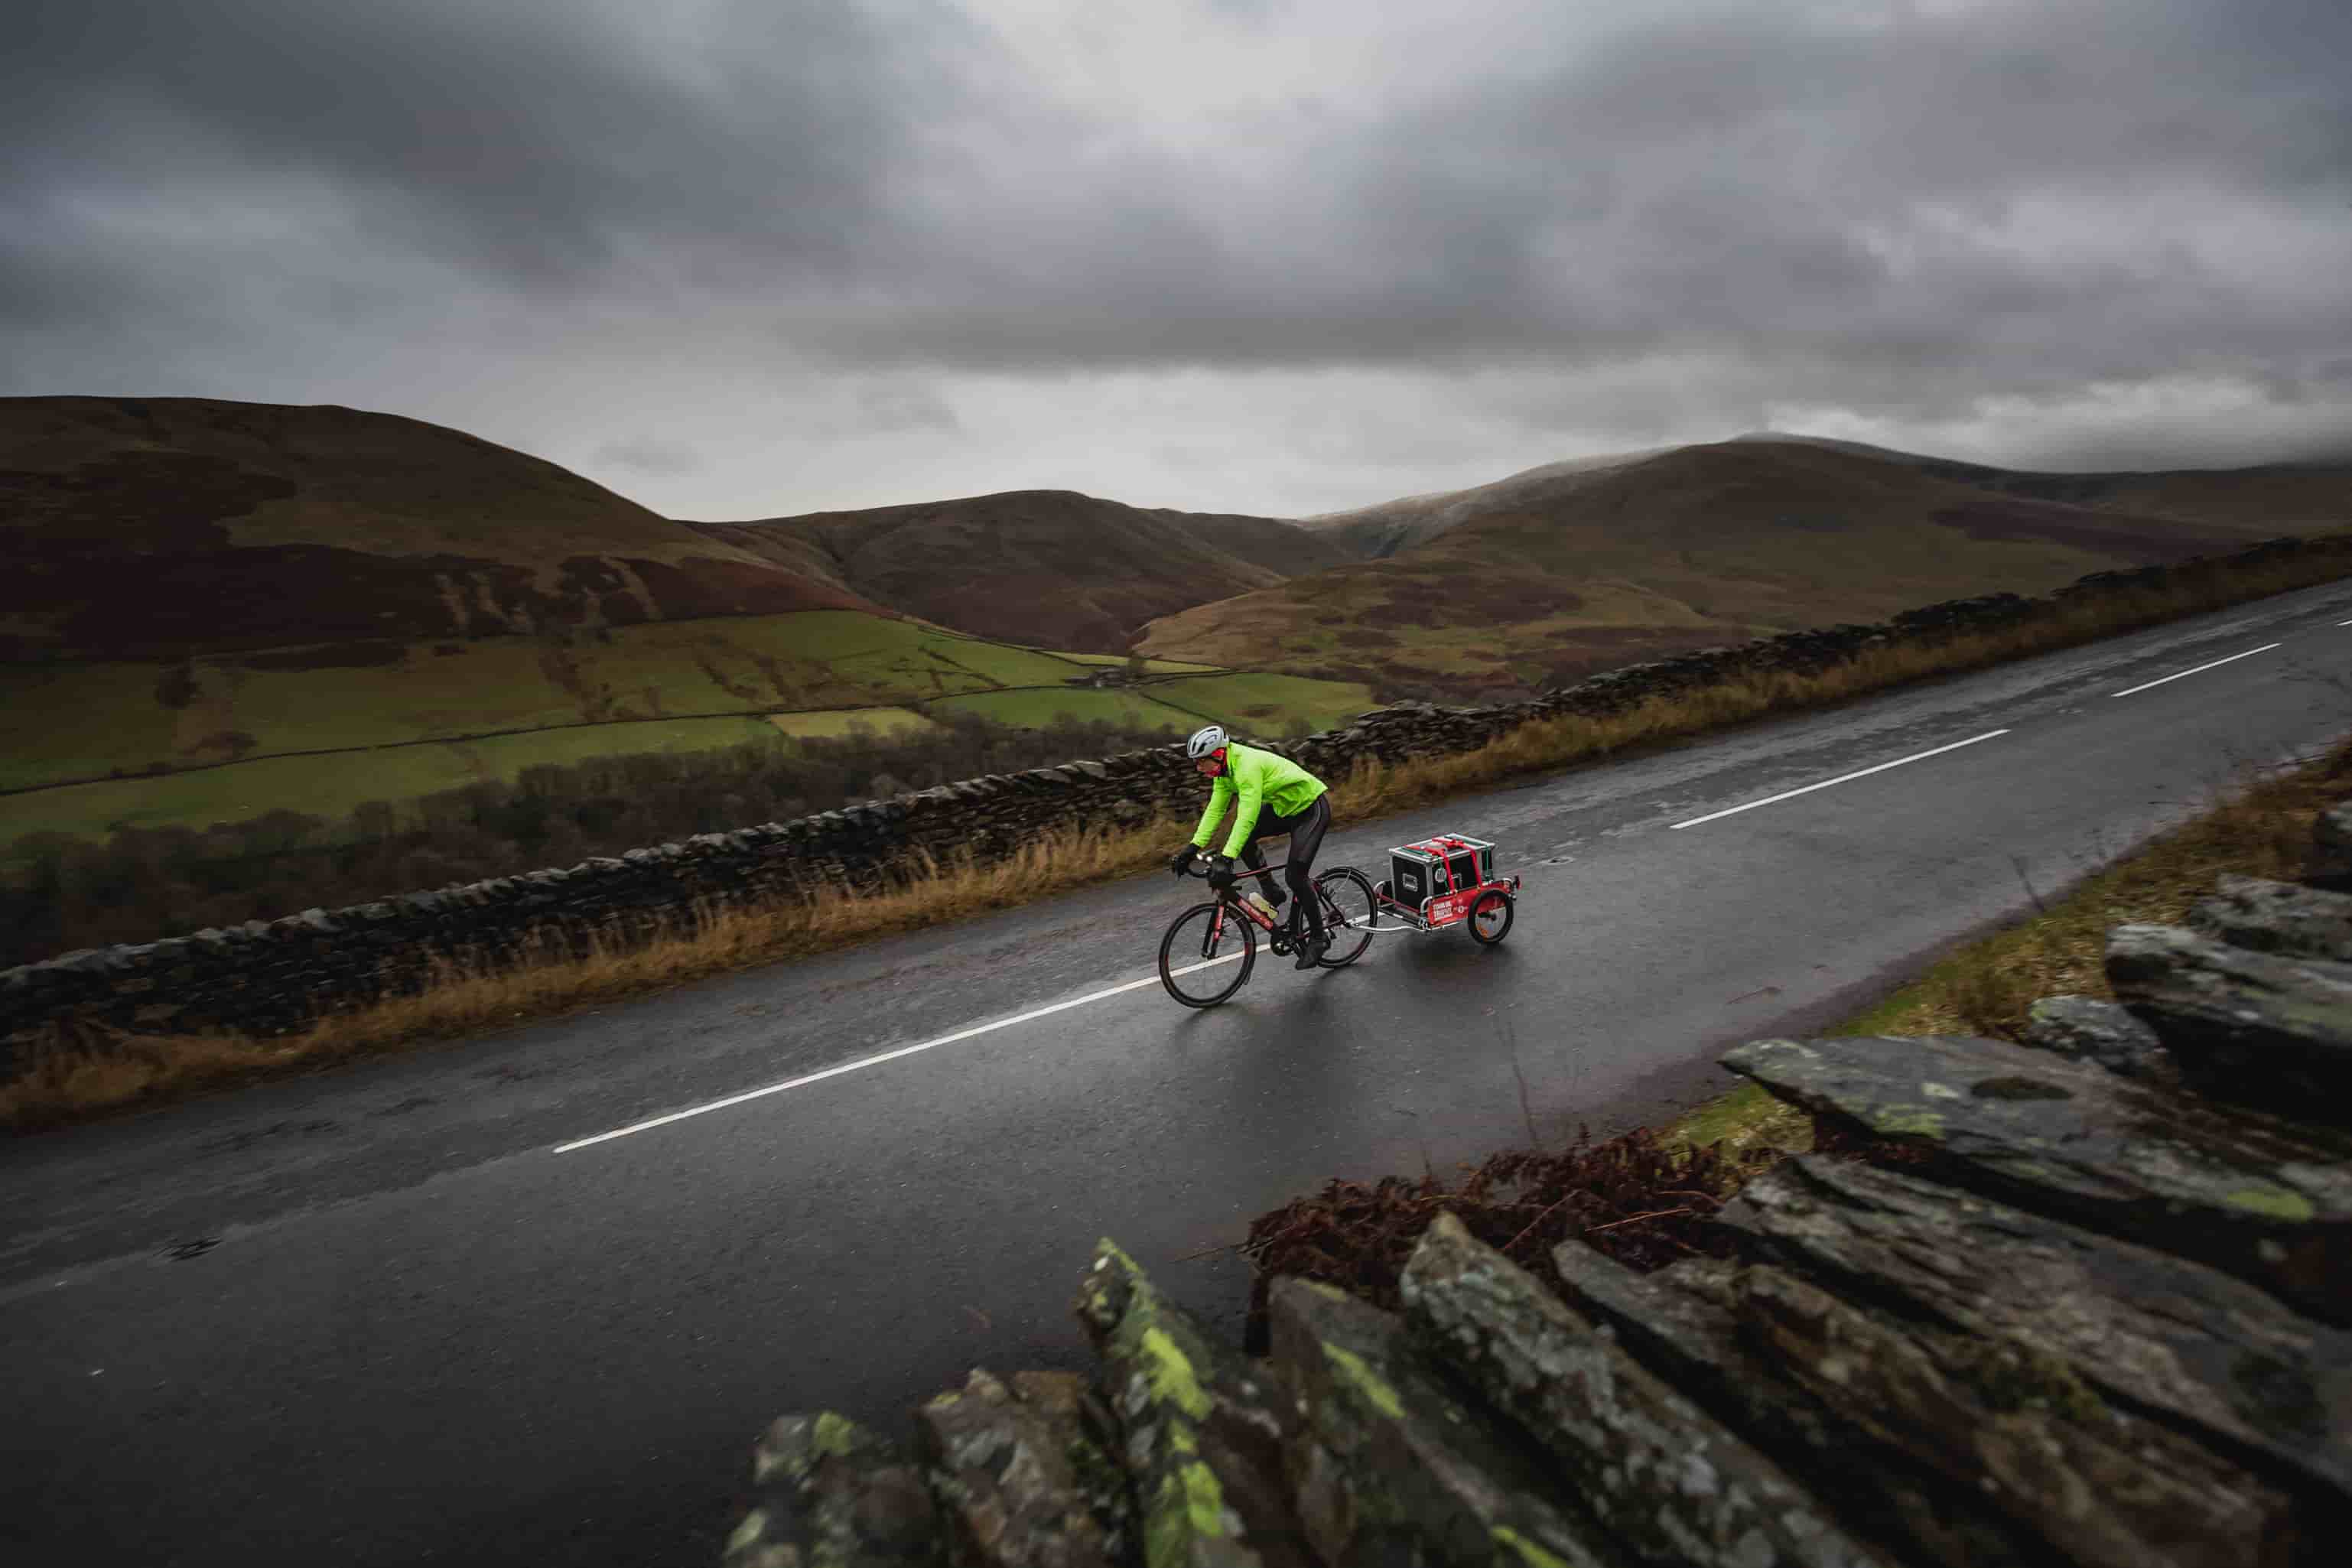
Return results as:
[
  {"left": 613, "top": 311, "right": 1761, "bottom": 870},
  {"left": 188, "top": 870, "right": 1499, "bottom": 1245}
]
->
[{"left": 1377, "top": 833, "right": 1520, "bottom": 935}]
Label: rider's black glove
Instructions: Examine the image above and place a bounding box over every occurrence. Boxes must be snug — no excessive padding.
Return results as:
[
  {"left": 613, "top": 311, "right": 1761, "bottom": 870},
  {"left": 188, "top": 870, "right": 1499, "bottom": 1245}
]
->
[
  {"left": 1169, "top": 844, "right": 1199, "bottom": 877},
  {"left": 1205, "top": 854, "right": 1236, "bottom": 893}
]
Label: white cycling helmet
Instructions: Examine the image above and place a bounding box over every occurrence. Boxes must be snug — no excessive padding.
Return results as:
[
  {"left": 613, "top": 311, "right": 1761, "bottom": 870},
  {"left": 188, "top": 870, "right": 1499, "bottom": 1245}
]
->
[{"left": 1186, "top": 724, "right": 1227, "bottom": 760}]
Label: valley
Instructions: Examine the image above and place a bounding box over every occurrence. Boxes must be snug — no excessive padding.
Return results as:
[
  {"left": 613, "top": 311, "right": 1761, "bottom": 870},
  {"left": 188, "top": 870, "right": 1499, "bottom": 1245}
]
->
[{"left": 2, "top": 394, "right": 2343, "bottom": 969}]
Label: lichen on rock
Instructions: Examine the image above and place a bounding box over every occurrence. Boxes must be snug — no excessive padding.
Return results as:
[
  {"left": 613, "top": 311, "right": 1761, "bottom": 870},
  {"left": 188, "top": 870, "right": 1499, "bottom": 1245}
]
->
[
  {"left": 1072, "top": 1240, "right": 1312, "bottom": 1568},
  {"left": 1266, "top": 1276, "right": 1614, "bottom": 1568},
  {"left": 728, "top": 1411, "right": 945, "bottom": 1568},
  {"left": 916, "top": 1368, "right": 1130, "bottom": 1568},
  {"left": 1400, "top": 1212, "right": 1885, "bottom": 1568}
]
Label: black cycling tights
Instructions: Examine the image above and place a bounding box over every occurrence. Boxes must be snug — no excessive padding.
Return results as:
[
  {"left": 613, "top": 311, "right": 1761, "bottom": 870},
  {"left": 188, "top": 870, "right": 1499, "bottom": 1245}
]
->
[{"left": 1237, "top": 793, "right": 1332, "bottom": 940}]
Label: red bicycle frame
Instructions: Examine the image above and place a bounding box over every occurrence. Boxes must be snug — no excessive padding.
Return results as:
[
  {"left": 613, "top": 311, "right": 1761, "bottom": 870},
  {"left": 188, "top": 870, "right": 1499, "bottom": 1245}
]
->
[{"left": 1203, "top": 864, "right": 1283, "bottom": 948}]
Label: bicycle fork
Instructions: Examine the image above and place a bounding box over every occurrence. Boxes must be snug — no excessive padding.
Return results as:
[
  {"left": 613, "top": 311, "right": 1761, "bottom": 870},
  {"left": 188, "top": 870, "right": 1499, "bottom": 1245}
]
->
[
  {"left": 1200, "top": 904, "right": 1228, "bottom": 961},
  {"left": 1202, "top": 898, "right": 1281, "bottom": 960}
]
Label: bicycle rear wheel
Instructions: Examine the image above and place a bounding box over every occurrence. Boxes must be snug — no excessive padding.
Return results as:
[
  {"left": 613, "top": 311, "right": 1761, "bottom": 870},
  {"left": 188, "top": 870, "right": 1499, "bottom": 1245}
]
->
[
  {"left": 1159, "top": 901, "right": 1254, "bottom": 1007},
  {"left": 1314, "top": 867, "right": 1378, "bottom": 967}
]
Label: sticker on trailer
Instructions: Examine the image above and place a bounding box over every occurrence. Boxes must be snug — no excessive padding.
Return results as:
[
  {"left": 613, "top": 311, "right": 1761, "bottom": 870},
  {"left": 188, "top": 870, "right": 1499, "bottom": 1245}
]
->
[{"left": 1428, "top": 892, "right": 1472, "bottom": 924}]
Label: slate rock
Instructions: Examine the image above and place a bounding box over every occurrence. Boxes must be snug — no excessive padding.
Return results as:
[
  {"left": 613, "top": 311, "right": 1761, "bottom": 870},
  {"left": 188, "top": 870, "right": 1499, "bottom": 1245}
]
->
[
  {"left": 1264, "top": 1275, "right": 1615, "bottom": 1568},
  {"left": 915, "top": 1368, "right": 1129, "bottom": 1568},
  {"left": 1400, "top": 1211, "right": 1885, "bottom": 1568},
  {"left": 2021, "top": 994, "right": 2170, "bottom": 1079},
  {"left": 727, "top": 1411, "right": 945, "bottom": 1568},
  {"left": 2188, "top": 875, "right": 2352, "bottom": 963},
  {"left": 1720, "top": 1033, "right": 2352, "bottom": 1323},
  {"left": 2106, "top": 922, "right": 2352, "bottom": 1109},
  {"left": 1545, "top": 1244, "right": 2041, "bottom": 1568},
  {"left": 1716, "top": 1154, "right": 2352, "bottom": 1502},
  {"left": 1072, "top": 1239, "right": 1312, "bottom": 1568},
  {"left": 1731, "top": 1263, "right": 2297, "bottom": 1568}
]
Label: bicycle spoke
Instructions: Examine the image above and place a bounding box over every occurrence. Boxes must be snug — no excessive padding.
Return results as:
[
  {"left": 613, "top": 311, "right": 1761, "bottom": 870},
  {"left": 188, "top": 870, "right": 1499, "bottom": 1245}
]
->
[
  {"left": 1313, "top": 868, "right": 1377, "bottom": 967},
  {"left": 1160, "top": 902, "right": 1252, "bottom": 1006}
]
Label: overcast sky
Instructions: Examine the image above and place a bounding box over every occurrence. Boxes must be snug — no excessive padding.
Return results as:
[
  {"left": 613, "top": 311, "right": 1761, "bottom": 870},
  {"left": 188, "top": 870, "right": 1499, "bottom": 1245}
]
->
[{"left": 7, "top": 0, "right": 2349, "bottom": 519}]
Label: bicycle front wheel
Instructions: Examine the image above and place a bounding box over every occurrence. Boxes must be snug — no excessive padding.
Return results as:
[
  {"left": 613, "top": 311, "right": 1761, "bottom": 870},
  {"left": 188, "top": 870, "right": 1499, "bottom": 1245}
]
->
[
  {"left": 1159, "top": 901, "right": 1254, "bottom": 1007},
  {"left": 1313, "top": 867, "right": 1378, "bottom": 967}
]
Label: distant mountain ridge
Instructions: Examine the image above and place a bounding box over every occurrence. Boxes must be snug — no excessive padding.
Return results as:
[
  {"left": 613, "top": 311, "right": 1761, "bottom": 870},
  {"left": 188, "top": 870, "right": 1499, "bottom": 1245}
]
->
[
  {"left": 1296, "top": 432, "right": 2349, "bottom": 562},
  {"left": 685, "top": 490, "right": 1348, "bottom": 653},
  {"left": 5, "top": 395, "right": 2342, "bottom": 704},
  {"left": 1296, "top": 447, "right": 1677, "bottom": 560},
  {"left": 1136, "top": 434, "right": 2350, "bottom": 698}
]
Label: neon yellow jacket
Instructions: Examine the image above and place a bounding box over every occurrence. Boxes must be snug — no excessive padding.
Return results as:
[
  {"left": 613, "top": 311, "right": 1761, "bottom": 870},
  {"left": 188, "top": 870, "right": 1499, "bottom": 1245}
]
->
[{"left": 1190, "top": 742, "right": 1329, "bottom": 859}]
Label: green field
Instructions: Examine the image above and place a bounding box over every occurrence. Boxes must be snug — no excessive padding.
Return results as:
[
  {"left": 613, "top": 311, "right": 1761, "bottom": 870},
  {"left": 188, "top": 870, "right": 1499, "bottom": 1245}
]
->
[
  {"left": 0, "top": 663, "right": 184, "bottom": 790},
  {"left": 929, "top": 686, "right": 1205, "bottom": 732},
  {"left": 763, "top": 706, "right": 937, "bottom": 740},
  {"left": 1, "top": 610, "right": 1372, "bottom": 849},
  {"left": 1144, "top": 672, "right": 1378, "bottom": 734},
  {"left": 1056, "top": 652, "right": 1225, "bottom": 672},
  {"left": 929, "top": 672, "right": 1378, "bottom": 737},
  {"left": 2, "top": 611, "right": 1111, "bottom": 796},
  {"left": 2, "top": 717, "right": 782, "bottom": 844}
]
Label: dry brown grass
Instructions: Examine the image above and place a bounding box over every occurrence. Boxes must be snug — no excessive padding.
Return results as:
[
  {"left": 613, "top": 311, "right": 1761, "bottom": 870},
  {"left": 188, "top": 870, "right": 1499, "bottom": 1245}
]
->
[
  {"left": 1840, "top": 735, "right": 2352, "bottom": 1042},
  {"left": 1331, "top": 543, "right": 2352, "bottom": 819},
  {"left": 1238, "top": 1126, "right": 1781, "bottom": 1346},
  {"left": 0, "top": 818, "right": 1192, "bottom": 1130},
  {"left": 10, "top": 544, "right": 2351, "bottom": 1131}
]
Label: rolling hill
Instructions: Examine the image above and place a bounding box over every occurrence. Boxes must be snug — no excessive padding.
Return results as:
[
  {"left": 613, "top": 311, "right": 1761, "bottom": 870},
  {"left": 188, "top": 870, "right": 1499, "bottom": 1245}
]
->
[
  {"left": 6, "top": 396, "right": 2343, "bottom": 854},
  {"left": 0, "top": 399, "right": 1374, "bottom": 850},
  {"left": 0, "top": 395, "right": 884, "bottom": 663},
  {"left": 1135, "top": 436, "right": 2349, "bottom": 697},
  {"left": 685, "top": 490, "right": 1348, "bottom": 653},
  {"left": 1720, "top": 433, "right": 2352, "bottom": 532}
]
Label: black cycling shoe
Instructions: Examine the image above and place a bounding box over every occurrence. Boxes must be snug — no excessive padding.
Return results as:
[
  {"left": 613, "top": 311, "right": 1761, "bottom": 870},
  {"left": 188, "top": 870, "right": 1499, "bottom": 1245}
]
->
[{"left": 1293, "top": 933, "right": 1329, "bottom": 970}]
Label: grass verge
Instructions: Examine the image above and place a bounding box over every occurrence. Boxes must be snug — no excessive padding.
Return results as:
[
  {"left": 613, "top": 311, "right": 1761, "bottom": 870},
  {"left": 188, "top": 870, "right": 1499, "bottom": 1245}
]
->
[
  {"left": 1661, "top": 730, "right": 2352, "bottom": 1156},
  {"left": 0, "top": 817, "right": 1195, "bottom": 1130},
  {"left": 11, "top": 544, "right": 2352, "bottom": 1131}
]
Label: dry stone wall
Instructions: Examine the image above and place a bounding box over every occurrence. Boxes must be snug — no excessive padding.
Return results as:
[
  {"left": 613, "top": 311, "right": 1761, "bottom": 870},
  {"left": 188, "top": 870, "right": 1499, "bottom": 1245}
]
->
[
  {"left": 3, "top": 534, "right": 2342, "bottom": 1059},
  {"left": 725, "top": 797, "right": 2352, "bottom": 1568}
]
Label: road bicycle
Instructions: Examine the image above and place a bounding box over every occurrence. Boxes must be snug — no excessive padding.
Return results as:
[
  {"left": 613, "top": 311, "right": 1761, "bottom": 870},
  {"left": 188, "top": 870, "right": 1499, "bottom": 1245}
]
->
[
  {"left": 1158, "top": 831, "right": 1523, "bottom": 1007},
  {"left": 1156, "top": 860, "right": 1381, "bottom": 1007}
]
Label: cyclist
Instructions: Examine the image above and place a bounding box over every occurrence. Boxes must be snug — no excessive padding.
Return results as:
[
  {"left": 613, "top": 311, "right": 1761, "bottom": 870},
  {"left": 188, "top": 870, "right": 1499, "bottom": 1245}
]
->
[{"left": 1168, "top": 724, "right": 1333, "bottom": 968}]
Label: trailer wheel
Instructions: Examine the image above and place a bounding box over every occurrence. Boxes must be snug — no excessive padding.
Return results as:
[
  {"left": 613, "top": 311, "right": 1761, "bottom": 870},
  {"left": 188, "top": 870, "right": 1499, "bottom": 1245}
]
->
[{"left": 1467, "top": 890, "right": 1513, "bottom": 946}]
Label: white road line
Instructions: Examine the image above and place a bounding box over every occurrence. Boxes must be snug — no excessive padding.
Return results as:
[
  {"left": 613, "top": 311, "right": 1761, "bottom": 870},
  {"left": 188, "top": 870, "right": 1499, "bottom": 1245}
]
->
[
  {"left": 2337, "top": 618, "right": 2352, "bottom": 626},
  {"left": 553, "top": 951, "right": 1249, "bottom": 1153},
  {"left": 555, "top": 622, "right": 2303, "bottom": 1153},
  {"left": 1667, "top": 730, "right": 2011, "bottom": 831},
  {"left": 2110, "top": 642, "right": 2280, "bottom": 698}
]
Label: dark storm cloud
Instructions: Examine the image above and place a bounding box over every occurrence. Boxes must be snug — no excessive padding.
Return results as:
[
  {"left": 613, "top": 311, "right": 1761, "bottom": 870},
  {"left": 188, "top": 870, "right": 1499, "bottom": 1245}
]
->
[
  {"left": 1, "top": 0, "right": 974, "bottom": 314},
  {"left": 798, "top": 0, "right": 2352, "bottom": 392},
  {"left": 4, "top": 0, "right": 2347, "bottom": 488}
]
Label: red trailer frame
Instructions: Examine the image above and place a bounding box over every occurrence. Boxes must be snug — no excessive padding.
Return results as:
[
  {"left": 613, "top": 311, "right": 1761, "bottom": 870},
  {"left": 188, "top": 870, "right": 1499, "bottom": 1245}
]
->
[{"left": 1374, "top": 832, "right": 1521, "bottom": 933}]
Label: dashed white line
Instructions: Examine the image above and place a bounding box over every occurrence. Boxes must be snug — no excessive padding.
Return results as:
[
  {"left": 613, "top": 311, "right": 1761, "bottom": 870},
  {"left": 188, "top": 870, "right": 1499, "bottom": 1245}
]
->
[
  {"left": 1667, "top": 730, "right": 2012, "bottom": 830},
  {"left": 2110, "top": 642, "right": 2280, "bottom": 698},
  {"left": 561, "top": 621, "right": 2313, "bottom": 1150},
  {"left": 553, "top": 952, "right": 1248, "bottom": 1153}
]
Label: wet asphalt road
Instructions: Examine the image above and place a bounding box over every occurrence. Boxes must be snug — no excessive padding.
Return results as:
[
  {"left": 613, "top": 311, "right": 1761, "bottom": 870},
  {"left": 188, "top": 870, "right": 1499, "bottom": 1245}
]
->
[{"left": 6, "top": 580, "right": 2352, "bottom": 1566}]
